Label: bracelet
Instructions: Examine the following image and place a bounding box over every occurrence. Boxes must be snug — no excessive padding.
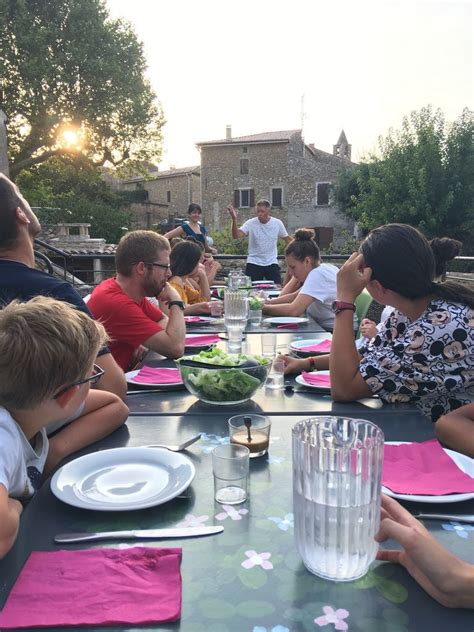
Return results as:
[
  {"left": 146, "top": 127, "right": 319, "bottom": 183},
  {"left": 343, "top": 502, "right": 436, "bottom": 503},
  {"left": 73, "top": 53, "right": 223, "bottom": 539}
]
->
[{"left": 308, "top": 357, "right": 316, "bottom": 370}]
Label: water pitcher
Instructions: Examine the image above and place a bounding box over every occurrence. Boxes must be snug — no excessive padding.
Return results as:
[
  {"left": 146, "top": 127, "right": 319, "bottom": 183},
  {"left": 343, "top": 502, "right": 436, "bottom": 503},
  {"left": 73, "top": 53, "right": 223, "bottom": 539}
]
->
[{"left": 292, "top": 417, "right": 384, "bottom": 581}]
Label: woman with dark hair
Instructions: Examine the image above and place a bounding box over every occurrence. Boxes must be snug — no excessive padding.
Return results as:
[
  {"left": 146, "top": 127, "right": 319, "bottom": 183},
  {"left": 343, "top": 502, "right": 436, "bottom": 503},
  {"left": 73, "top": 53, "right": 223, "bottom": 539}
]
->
[
  {"left": 262, "top": 228, "right": 339, "bottom": 330},
  {"left": 164, "top": 204, "right": 215, "bottom": 253},
  {"left": 283, "top": 223, "right": 473, "bottom": 422},
  {"left": 165, "top": 240, "right": 212, "bottom": 315}
]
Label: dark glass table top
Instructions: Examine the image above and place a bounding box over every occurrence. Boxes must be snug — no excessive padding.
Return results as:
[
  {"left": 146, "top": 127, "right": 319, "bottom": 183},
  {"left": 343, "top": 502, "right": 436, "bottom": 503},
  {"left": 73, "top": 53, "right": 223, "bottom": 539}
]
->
[{"left": 1, "top": 413, "right": 472, "bottom": 631}]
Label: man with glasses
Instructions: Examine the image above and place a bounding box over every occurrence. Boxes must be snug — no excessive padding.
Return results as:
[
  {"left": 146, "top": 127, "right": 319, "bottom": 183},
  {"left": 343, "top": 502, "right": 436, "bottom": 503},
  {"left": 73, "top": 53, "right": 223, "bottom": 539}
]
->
[{"left": 88, "top": 231, "right": 186, "bottom": 371}]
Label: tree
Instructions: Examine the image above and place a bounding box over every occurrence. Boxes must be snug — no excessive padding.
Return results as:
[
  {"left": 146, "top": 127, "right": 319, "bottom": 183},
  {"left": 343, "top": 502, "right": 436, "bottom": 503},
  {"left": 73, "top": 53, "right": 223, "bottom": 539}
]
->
[
  {"left": 17, "top": 156, "right": 133, "bottom": 243},
  {"left": 0, "top": 0, "right": 164, "bottom": 178},
  {"left": 334, "top": 107, "right": 473, "bottom": 249}
]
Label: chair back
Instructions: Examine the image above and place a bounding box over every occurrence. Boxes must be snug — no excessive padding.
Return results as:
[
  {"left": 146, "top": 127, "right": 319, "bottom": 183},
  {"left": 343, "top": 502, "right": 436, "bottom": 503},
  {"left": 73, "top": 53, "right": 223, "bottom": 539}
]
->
[{"left": 354, "top": 290, "right": 373, "bottom": 338}]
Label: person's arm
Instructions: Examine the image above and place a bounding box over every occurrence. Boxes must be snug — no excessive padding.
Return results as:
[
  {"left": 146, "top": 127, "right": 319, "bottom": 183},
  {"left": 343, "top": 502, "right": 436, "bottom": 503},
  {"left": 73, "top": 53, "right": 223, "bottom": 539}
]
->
[
  {"left": 265, "top": 289, "right": 300, "bottom": 305},
  {"left": 263, "top": 292, "right": 313, "bottom": 317},
  {"left": 281, "top": 235, "right": 293, "bottom": 245},
  {"left": 280, "top": 353, "right": 330, "bottom": 375},
  {"left": 194, "top": 265, "right": 211, "bottom": 301},
  {"left": 163, "top": 226, "right": 185, "bottom": 240},
  {"left": 144, "top": 283, "right": 186, "bottom": 359},
  {"left": 226, "top": 204, "right": 246, "bottom": 239},
  {"left": 0, "top": 485, "right": 22, "bottom": 559},
  {"left": 183, "top": 301, "right": 211, "bottom": 315},
  {"left": 279, "top": 275, "right": 301, "bottom": 297},
  {"left": 359, "top": 318, "right": 378, "bottom": 340},
  {"left": 94, "top": 352, "right": 127, "bottom": 401},
  {"left": 330, "top": 253, "right": 372, "bottom": 401},
  {"left": 45, "top": 390, "right": 129, "bottom": 475},
  {"left": 435, "top": 403, "right": 474, "bottom": 458},
  {"left": 376, "top": 495, "right": 474, "bottom": 608}
]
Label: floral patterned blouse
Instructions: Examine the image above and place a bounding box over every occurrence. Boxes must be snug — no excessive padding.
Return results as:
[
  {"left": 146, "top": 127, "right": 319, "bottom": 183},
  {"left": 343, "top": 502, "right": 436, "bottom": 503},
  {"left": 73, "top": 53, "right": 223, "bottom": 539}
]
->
[{"left": 359, "top": 299, "right": 474, "bottom": 422}]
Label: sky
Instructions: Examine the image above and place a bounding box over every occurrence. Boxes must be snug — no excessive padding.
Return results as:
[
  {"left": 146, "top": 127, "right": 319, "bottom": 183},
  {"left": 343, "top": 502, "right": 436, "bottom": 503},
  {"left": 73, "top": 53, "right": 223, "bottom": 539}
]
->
[{"left": 106, "top": 0, "right": 472, "bottom": 169}]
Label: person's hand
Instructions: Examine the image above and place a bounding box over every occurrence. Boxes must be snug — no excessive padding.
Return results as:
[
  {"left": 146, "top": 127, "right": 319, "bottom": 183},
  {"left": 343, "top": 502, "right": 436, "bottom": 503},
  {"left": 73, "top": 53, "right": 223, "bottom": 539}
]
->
[
  {"left": 376, "top": 495, "right": 474, "bottom": 608},
  {"left": 359, "top": 318, "right": 377, "bottom": 339},
  {"left": 336, "top": 252, "right": 372, "bottom": 303},
  {"left": 158, "top": 282, "right": 182, "bottom": 304},
  {"left": 226, "top": 204, "right": 237, "bottom": 220},
  {"left": 130, "top": 345, "right": 149, "bottom": 369},
  {"left": 278, "top": 354, "right": 308, "bottom": 375}
]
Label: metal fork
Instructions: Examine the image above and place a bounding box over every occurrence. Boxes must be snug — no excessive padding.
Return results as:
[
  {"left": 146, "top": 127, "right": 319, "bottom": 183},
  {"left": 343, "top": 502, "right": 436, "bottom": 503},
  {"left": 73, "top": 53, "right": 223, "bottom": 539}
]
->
[{"left": 145, "top": 433, "right": 202, "bottom": 452}]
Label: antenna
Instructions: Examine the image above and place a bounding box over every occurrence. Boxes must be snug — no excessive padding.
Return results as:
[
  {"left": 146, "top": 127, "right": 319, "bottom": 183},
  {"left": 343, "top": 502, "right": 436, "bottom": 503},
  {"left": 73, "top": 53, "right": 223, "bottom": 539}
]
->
[{"left": 301, "top": 94, "right": 306, "bottom": 155}]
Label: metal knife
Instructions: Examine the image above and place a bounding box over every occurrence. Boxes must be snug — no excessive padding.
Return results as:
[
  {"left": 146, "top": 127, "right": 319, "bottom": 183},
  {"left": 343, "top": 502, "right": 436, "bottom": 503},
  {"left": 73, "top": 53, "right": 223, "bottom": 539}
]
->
[
  {"left": 54, "top": 525, "right": 224, "bottom": 544},
  {"left": 416, "top": 514, "right": 474, "bottom": 524}
]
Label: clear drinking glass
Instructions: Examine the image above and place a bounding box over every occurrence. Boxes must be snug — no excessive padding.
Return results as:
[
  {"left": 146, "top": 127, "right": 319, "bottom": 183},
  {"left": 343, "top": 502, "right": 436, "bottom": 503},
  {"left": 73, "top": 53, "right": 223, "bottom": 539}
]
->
[
  {"left": 229, "top": 414, "right": 271, "bottom": 457},
  {"left": 292, "top": 417, "right": 384, "bottom": 582},
  {"left": 266, "top": 356, "right": 285, "bottom": 389},
  {"left": 213, "top": 444, "right": 250, "bottom": 504},
  {"left": 224, "top": 290, "right": 248, "bottom": 336}
]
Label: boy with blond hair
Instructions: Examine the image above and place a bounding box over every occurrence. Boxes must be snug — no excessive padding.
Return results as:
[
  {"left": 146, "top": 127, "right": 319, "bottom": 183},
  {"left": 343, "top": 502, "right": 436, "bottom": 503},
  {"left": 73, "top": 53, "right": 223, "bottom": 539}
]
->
[{"left": 0, "top": 297, "right": 129, "bottom": 558}]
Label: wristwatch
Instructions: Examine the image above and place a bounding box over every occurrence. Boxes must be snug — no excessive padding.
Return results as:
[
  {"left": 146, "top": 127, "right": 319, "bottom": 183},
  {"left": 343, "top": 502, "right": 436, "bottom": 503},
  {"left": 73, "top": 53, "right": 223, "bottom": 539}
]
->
[
  {"left": 332, "top": 300, "right": 356, "bottom": 315},
  {"left": 168, "top": 300, "right": 185, "bottom": 311}
]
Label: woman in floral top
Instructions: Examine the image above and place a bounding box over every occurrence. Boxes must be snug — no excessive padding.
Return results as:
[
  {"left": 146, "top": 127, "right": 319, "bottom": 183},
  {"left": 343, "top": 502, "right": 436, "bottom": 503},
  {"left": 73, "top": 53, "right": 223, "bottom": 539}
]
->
[{"left": 282, "top": 224, "right": 473, "bottom": 422}]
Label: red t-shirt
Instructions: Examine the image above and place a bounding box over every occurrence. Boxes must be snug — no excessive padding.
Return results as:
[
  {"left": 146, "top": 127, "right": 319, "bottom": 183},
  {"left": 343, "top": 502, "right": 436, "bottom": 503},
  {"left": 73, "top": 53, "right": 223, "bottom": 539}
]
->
[{"left": 88, "top": 277, "right": 164, "bottom": 371}]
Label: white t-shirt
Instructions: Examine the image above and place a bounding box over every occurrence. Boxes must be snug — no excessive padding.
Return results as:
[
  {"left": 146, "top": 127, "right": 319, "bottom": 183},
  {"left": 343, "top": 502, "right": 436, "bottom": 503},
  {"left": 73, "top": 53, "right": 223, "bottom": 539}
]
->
[
  {"left": 300, "top": 263, "right": 339, "bottom": 330},
  {"left": 0, "top": 407, "right": 49, "bottom": 499},
  {"left": 239, "top": 217, "right": 288, "bottom": 266}
]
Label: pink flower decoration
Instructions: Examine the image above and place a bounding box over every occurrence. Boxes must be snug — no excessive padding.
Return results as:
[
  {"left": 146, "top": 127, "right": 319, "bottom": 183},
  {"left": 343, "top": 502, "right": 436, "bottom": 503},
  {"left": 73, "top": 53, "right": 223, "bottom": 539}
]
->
[
  {"left": 175, "top": 514, "right": 209, "bottom": 528},
  {"left": 241, "top": 550, "right": 273, "bottom": 570},
  {"left": 315, "top": 606, "right": 349, "bottom": 631},
  {"left": 215, "top": 505, "right": 249, "bottom": 521}
]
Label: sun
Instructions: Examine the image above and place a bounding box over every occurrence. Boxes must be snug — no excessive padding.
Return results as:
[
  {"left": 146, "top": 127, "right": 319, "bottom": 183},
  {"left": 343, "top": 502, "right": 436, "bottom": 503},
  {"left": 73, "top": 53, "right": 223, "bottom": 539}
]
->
[{"left": 57, "top": 125, "right": 84, "bottom": 151}]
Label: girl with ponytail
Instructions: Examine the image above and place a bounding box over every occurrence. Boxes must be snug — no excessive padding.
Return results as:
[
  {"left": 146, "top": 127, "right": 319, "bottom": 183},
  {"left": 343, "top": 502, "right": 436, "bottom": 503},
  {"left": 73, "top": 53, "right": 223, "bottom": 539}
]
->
[{"left": 262, "top": 228, "right": 340, "bottom": 330}]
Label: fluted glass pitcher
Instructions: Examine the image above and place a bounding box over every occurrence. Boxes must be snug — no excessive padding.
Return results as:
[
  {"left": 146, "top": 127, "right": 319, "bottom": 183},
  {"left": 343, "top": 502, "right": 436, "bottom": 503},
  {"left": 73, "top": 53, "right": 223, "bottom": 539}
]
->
[{"left": 292, "top": 417, "right": 384, "bottom": 581}]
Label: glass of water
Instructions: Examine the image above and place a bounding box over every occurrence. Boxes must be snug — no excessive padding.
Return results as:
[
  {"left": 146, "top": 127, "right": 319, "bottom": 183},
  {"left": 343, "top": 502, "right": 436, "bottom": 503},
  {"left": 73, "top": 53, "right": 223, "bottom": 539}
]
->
[
  {"left": 292, "top": 417, "right": 384, "bottom": 581},
  {"left": 266, "top": 356, "right": 285, "bottom": 389}
]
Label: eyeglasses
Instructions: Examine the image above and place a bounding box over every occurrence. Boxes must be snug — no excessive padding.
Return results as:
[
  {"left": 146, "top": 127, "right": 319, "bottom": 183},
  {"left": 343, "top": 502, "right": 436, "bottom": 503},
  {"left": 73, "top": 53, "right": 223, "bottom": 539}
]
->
[
  {"left": 132, "top": 261, "right": 171, "bottom": 271},
  {"left": 54, "top": 364, "right": 105, "bottom": 399}
]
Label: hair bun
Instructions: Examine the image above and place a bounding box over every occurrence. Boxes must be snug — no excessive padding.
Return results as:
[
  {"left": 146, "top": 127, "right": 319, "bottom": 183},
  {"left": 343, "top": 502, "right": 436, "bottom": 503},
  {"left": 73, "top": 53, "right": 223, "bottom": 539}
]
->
[{"left": 294, "top": 228, "right": 315, "bottom": 242}]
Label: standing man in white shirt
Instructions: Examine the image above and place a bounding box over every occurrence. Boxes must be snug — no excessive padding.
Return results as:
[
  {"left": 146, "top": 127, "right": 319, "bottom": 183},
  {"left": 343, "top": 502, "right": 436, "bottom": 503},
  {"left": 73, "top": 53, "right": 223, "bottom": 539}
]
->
[{"left": 227, "top": 199, "right": 292, "bottom": 284}]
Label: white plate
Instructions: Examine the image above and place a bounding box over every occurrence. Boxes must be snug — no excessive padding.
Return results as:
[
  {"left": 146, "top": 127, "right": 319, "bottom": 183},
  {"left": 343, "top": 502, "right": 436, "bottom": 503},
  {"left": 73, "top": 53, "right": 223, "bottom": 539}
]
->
[
  {"left": 383, "top": 441, "right": 474, "bottom": 503},
  {"left": 252, "top": 280, "right": 276, "bottom": 286},
  {"left": 125, "top": 368, "right": 183, "bottom": 387},
  {"left": 263, "top": 316, "right": 309, "bottom": 325},
  {"left": 51, "top": 447, "right": 195, "bottom": 511},
  {"left": 289, "top": 337, "right": 332, "bottom": 354},
  {"left": 295, "top": 370, "right": 331, "bottom": 391}
]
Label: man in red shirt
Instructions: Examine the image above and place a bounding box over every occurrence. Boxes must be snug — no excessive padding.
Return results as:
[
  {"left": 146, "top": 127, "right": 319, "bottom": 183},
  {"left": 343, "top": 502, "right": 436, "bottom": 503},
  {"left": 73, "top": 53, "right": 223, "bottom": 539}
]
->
[{"left": 88, "top": 231, "right": 186, "bottom": 371}]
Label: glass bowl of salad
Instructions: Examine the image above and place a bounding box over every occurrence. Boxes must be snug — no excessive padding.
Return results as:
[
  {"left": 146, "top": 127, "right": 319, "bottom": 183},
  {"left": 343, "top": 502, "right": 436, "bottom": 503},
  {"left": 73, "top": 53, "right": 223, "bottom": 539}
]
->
[{"left": 177, "top": 348, "right": 271, "bottom": 405}]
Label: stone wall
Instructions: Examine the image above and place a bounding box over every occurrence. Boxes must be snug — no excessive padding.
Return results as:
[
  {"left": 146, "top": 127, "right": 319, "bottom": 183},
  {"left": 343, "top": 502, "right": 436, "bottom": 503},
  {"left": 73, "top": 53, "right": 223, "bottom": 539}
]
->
[{"left": 201, "top": 133, "right": 355, "bottom": 249}]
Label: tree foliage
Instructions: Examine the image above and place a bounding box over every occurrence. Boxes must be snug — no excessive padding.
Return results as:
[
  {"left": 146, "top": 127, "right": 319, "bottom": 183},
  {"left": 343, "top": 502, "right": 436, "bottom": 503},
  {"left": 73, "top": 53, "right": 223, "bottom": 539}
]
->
[
  {"left": 0, "top": 0, "right": 164, "bottom": 177},
  {"left": 17, "top": 156, "right": 133, "bottom": 243},
  {"left": 334, "top": 107, "right": 473, "bottom": 250}
]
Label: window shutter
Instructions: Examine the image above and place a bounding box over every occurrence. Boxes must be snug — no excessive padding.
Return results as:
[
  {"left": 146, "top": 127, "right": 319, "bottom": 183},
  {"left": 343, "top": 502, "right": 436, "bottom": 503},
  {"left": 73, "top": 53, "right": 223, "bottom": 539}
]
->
[
  {"left": 249, "top": 189, "right": 255, "bottom": 207},
  {"left": 234, "top": 190, "right": 239, "bottom": 207}
]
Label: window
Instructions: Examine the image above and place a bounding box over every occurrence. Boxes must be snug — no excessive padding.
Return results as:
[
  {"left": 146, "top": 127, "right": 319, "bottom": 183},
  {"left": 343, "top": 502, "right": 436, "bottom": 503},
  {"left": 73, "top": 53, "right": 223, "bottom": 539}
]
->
[
  {"left": 316, "top": 182, "right": 330, "bottom": 206},
  {"left": 242, "top": 146, "right": 248, "bottom": 153},
  {"left": 271, "top": 187, "right": 283, "bottom": 207},
  {"left": 313, "top": 227, "right": 334, "bottom": 249},
  {"left": 240, "top": 158, "right": 249, "bottom": 175},
  {"left": 234, "top": 188, "right": 254, "bottom": 208},
  {"left": 166, "top": 190, "right": 171, "bottom": 203}
]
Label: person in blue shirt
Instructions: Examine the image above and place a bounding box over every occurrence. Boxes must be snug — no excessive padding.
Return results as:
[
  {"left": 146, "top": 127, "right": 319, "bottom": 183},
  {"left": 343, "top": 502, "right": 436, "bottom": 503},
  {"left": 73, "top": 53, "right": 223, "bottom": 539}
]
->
[{"left": 164, "top": 203, "right": 215, "bottom": 253}]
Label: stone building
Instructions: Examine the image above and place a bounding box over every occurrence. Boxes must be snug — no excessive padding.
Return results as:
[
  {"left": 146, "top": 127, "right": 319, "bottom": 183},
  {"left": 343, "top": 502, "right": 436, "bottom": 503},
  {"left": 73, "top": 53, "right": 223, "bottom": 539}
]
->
[
  {"left": 197, "top": 127, "right": 356, "bottom": 249},
  {"left": 120, "top": 166, "right": 201, "bottom": 230}
]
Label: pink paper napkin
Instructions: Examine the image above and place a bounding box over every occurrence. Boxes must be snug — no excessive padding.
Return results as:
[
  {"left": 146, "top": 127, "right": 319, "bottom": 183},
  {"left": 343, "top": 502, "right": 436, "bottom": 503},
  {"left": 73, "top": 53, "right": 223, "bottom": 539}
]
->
[
  {"left": 0, "top": 547, "right": 182, "bottom": 629},
  {"left": 253, "top": 283, "right": 274, "bottom": 288},
  {"left": 296, "top": 339, "right": 332, "bottom": 353},
  {"left": 184, "top": 316, "right": 206, "bottom": 323},
  {"left": 131, "top": 366, "right": 182, "bottom": 384},
  {"left": 383, "top": 439, "right": 474, "bottom": 495},
  {"left": 185, "top": 335, "right": 220, "bottom": 346},
  {"left": 301, "top": 372, "right": 331, "bottom": 387}
]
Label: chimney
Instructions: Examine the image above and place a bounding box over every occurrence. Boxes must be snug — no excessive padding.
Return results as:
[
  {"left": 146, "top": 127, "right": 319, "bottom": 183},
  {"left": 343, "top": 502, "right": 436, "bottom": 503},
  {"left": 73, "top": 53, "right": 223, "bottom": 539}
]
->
[{"left": 225, "top": 125, "right": 232, "bottom": 141}]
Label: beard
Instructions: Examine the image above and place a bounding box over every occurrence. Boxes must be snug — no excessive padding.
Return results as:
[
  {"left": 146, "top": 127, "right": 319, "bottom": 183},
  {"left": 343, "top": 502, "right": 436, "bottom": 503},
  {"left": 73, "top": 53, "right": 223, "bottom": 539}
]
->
[{"left": 143, "top": 273, "right": 165, "bottom": 297}]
